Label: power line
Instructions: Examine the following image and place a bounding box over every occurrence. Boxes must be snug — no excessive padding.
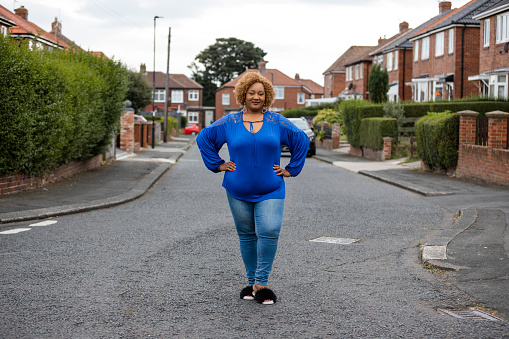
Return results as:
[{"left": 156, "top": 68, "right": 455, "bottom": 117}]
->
[{"left": 88, "top": 0, "right": 145, "bottom": 29}]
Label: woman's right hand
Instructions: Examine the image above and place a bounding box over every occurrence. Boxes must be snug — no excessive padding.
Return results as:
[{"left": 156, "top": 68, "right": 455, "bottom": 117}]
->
[{"left": 219, "top": 161, "right": 236, "bottom": 172}]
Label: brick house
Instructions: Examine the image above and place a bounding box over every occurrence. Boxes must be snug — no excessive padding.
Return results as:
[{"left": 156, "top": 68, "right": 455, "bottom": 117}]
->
[
  {"left": 0, "top": 5, "right": 69, "bottom": 50},
  {"left": 469, "top": 0, "right": 509, "bottom": 98},
  {"left": 294, "top": 73, "right": 324, "bottom": 99},
  {"left": 142, "top": 64, "right": 214, "bottom": 128},
  {"left": 0, "top": 11, "right": 15, "bottom": 35},
  {"left": 323, "top": 46, "right": 375, "bottom": 98},
  {"left": 407, "top": 0, "right": 500, "bottom": 102},
  {"left": 215, "top": 61, "right": 314, "bottom": 120}
]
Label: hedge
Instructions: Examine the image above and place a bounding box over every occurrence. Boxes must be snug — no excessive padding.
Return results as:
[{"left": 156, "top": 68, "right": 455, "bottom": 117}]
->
[
  {"left": 415, "top": 113, "right": 459, "bottom": 170},
  {"left": 343, "top": 99, "right": 509, "bottom": 148},
  {"left": 281, "top": 102, "right": 338, "bottom": 119},
  {"left": 0, "top": 35, "right": 128, "bottom": 175},
  {"left": 359, "top": 118, "right": 398, "bottom": 151}
]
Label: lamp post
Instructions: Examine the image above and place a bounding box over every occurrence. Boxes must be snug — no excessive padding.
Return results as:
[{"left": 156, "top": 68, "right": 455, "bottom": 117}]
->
[{"left": 152, "top": 15, "right": 162, "bottom": 149}]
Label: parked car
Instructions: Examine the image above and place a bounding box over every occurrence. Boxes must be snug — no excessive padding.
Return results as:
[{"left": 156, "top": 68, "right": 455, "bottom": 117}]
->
[
  {"left": 134, "top": 114, "right": 147, "bottom": 122},
  {"left": 281, "top": 117, "right": 316, "bottom": 157},
  {"left": 184, "top": 123, "right": 200, "bottom": 135}
]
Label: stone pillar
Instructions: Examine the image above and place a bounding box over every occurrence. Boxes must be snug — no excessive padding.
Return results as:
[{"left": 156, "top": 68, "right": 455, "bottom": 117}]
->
[
  {"left": 120, "top": 108, "right": 135, "bottom": 153},
  {"left": 382, "top": 137, "right": 393, "bottom": 160},
  {"left": 457, "top": 110, "right": 479, "bottom": 145},
  {"left": 332, "top": 123, "right": 341, "bottom": 149},
  {"left": 485, "top": 111, "right": 509, "bottom": 149}
]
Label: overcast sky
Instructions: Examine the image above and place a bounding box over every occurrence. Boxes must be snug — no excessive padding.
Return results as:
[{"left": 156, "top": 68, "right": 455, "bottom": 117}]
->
[{"left": 4, "top": 0, "right": 472, "bottom": 85}]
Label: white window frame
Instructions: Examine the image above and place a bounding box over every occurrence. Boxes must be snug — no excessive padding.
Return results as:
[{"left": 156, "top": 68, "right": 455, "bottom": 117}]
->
[
  {"left": 496, "top": 12, "right": 509, "bottom": 43},
  {"left": 355, "top": 64, "right": 359, "bottom": 80},
  {"left": 484, "top": 19, "right": 490, "bottom": 47},
  {"left": 489, "top": 74, "right": 508, "bottom": 99},
  {"left": 360, "top": 63, "right": 364, "bottom": 79},
  {"left": 171, "top": 90, "right": 183, "bottom": 103},
  {"left": 449, "top": 29, "right": 454, "bottom": 53},
  {"left": 153, "top": 89, "right": 165, "bottom": 102},
  {"left": 222, "top": 93, "right": 230, "bottom": 105},
  {"left": 274, "top": 86, "right": 284, "bottom": 99},
  {"left": 1, "top": 26, "right": 7, "bottom": 36},
  {"left": 414, "top": 40, "right": 419, "bottom": 61},
  {"left": 297, "top": 92, "right": 305, "bottom": 104},
  {"left": 422, "top": 37, "right": 430, "bottom": 60},
  {"left": 187, "top": 112, "right": 199, "bottom": 123},
  {"left": 188, "top": 90, "right": 199, "bottom": 101},
  {"left": 394, "top": 51, "right": 398, "bottom": 70},
  {"left": 435, "top": 32, "right": 444, "bottom": 57},
  {"left": 377, "top": 55, "right": 383, "bottom": 65},
  {"left": 387, "top": 52, "right": 393, "bottom": 71}
]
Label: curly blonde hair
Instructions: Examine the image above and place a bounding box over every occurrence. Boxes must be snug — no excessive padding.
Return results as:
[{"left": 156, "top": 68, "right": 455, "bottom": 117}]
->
[{"left": 234, "top": 72, "right": 275, "bottom": 109}]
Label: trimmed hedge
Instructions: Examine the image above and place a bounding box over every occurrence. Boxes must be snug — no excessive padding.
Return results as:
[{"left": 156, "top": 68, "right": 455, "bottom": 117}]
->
[
  {"left": 0, "top": 35, "right": 128, "bottom": 175},
  {"left": 343, "top": 99, "right": 509, "bottom": 148},
  {"left": 281, "top": 102, "right": 338, "bottom": 118},
  {"left": 359, "top": 118, "right": 398, "bottom": 151},
  {"left": 415, "top": 113, "right": 459, "bottom": 170}
]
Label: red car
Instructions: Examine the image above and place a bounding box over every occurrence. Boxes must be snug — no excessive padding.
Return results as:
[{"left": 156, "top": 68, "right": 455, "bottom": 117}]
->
[{"left": 184, "top": 123, "right": 200, "bottom": 135}]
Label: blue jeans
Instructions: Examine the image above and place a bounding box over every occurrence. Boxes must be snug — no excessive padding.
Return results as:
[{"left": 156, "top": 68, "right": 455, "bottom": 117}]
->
[{"left": 226, "top": 192, "right": 285, "bottom": 286}]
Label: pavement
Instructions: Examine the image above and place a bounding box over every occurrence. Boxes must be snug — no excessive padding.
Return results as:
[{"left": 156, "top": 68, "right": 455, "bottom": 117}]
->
[{"left": 0, "top": 138, "right": 508, "bottom": 320}]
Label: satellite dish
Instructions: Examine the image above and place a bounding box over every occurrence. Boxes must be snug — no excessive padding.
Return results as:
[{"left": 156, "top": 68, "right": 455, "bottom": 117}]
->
[
  {"left": 504, "top": 42, "right": 509, "bottom": 53},
  {"left": 348, "top": 83, "right": 354, "bottom": 90}
]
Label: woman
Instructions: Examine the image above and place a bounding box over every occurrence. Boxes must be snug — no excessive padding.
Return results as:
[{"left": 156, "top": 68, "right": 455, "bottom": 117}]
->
[{"left": 196, "top": 72, "right": 309, "bottom": 305}]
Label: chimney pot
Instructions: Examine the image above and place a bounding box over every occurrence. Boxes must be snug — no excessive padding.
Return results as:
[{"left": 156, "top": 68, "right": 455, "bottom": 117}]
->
[
  {"left": 295, "top": 73, "right": 300, "bottom": 81},
  {"left": 15, "top": 6, "right": 28, "bottom": 20},
  {"left": 439, "top": 1, "right": 452, "bottom": 14},
  {"left": 140, "top": 63, "right": 147, "bottom": 74}
]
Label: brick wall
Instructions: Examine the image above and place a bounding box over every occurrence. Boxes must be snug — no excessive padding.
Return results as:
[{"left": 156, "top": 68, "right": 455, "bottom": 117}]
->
[
  {"left": 456, "top": 110, "right": 509, "bottom": 186},
  {"left": 0, "top": 154, "right": 103, "bottom": 195},
  {"left": 120, "top": 109, "right": 135, "bottom": 152},
  {"left": 479, "top": 15, "right": 509, "bottom": 74}
]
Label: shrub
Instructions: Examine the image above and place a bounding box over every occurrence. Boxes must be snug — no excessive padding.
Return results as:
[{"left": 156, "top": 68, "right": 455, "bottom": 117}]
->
[
  {"left": 368, "top": 64, "right": 389, "bottom": 103},
  {"left": 415, "top": 112, "right": 459, "bottom": 170},
  {"left": 359, "top": 118, "right": 398, "bottom": 151},
  {"left": 0, "top": 35, "right": 128, "bottom": 175},
  {"left": 281, "top": 102, "right": 338, "bottom": 119},
  {"left": 383, "top": 101, "right": 405, "bottom": 119},
  {"left": 312, "top": 108, "right": 342, "bottom": 126}
]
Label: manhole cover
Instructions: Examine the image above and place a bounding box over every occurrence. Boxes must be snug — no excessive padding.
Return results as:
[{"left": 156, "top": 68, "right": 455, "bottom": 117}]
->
[
  {"left": 309, "top": 237, "right": 360, "bottom": 244},
  {"left": 438, "top": 308, "right": 503, "bottom": 321}
]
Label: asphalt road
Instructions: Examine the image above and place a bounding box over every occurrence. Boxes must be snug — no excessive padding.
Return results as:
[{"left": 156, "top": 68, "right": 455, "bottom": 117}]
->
[{"left": 1, "top": 144, "right": 508, "bottom": 338}]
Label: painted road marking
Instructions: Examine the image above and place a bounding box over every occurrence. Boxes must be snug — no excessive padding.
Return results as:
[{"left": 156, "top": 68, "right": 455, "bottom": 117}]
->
[
  {"left": 309, "top": 236, "right": 360, "bottom": 244},
  {"left": 0, "top": 228, "right": 31, "bottom": 235},
  {"left": 30, "top": 220, "right": 58, "bottom": 227}
]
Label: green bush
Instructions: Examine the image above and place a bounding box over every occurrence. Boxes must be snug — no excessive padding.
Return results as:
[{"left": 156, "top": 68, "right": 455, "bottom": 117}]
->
[
  {"left": 359, "top": 118, "right": 398, "bottom": 151},
  {"left": 0, "top": 35, "right": 128, "bottom": 175},
  {"left": 312, "top": 108, "right": 342, "bottom": 126},
  {"left": 415, "top": 112, "right": 459, "bottom": 170},
  {"left": 281, "top": 102, "right": 338, "bottom": 119}
]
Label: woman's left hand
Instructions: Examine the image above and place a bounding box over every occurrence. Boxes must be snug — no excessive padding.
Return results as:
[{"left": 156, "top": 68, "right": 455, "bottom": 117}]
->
[{"left": 273, "top": 164, "right": 291, "bottom": 177}]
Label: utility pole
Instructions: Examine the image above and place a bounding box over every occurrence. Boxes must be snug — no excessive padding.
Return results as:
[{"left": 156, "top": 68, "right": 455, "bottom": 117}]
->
[
  {"left": 163, "top": 27, "right": 171, "bottom": 143},
  {"left": 152, "top": 15, "right": 162, "bottom": 149}
]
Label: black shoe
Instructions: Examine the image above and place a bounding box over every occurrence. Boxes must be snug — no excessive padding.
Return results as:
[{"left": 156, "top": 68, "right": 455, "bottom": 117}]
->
[
  {"left": 253, "top": 288, "right": 277, "bottom": 305},
  {"left": 240, "top": 285, "right": 255, "bottom": 300}
]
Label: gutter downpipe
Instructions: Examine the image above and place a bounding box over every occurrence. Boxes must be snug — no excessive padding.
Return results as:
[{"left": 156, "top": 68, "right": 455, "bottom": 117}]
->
[
  {"left": 461, "top": 24, "right": 466, "bottom": 98},
  {"left": 402, "top": 47, "right": 406, "bottom": 100}
]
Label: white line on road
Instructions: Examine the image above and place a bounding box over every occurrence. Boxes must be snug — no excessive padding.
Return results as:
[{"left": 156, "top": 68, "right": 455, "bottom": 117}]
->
[
  {"left": 0, "top": 228, "right": 31, "bottom": 235},
  {"left": 30, "top": 220, "right": 58, "bottom": 227}
]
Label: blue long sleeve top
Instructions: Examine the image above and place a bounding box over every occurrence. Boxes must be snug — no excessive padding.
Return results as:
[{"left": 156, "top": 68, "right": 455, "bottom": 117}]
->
[{"left": 196, "top": 110, "right": 309, "bottom": 202}]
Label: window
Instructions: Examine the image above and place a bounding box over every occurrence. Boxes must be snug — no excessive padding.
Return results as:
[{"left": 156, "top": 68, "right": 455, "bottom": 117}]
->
[
  {"left": 1, "top": 26, "right": 7, "bottom": 36},
  {"left": 484, "top": 19, "right": 490, "bottom": 47},
  {"left": 394, "top": 51, "right": 398, "bottom": 70},
  {"left": 171, "top": 90, "right": 183, "bottom": 103},
  {"left": 435, "top": 32, "right": 444, "bottom": 56},
  {"left": 421, "top": 37, "right": 430, "bottom": 60},
  {"left": 496, "top": 12, "right": 509, "bottom": 43},
  {"left": 449, "top": 29, "right": 454, "bottom": 53},
  {"left": 360, "top": 63, "right": 364, "bottom": 79},
  {"left": 274, "top": 86, "right": 284, "bottom": 99},
  {"left": 153, "top": 89, "right": 165, "bottom": 102},
  {"left": 489, "top": 74, "right": 507, "bottom": 98},
  {"left": 355, "top": 64, "right": 359, "bottom": 80},
  {"left": 414, "top": 40, "right": 419, "bottom": 61},
  {"left": 373, "top": 56, "right": 378, "bottom": 64},
  {"left": 222, "top": 93, "right": 230, "bottom": 105},
  {"left": 188, "top": 90, "right": 199, "bottom": 101},
  {"left": 188, "top": 112, "right": 199, "bottom": 123},
  {"left": 377, "top": 55, "right": 383, "bottom": 65},
  {"left": 297, "top": 93, "right": 305, "bottom": 104},
  {"left": 387, "top": 52, "right": 393, "bottom": 71}
]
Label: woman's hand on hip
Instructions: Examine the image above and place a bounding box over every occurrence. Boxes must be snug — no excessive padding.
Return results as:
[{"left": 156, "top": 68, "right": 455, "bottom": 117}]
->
[
  {"left": 219, "top": 161, "right": 236, "bottom": 172},
  {"left": 273, "top": 164, "right": 291, "bottom": 177}
]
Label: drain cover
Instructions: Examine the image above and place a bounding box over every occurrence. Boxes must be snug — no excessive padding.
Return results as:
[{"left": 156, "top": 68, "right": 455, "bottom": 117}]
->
[
  {"left": 309, "top": 236, "right": 359, "bottom": 244},
  {"left": 438, "top": 308, "right": 503, "bottom": 321}
]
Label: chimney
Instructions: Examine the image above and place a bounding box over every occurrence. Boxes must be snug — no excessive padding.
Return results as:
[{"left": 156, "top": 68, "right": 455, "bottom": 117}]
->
[
  {"left": 295, "top": 73, "right": 300, "bottom": 81},
  {"left": 439, "top": 1, "right": 452, "bottom": 14},
  {"left": 51, "top": 18, "right": 62, "bottom": 35},
  {"left": 259, "top": 60, "right": 267, "bottom": 72},
  {"left": 15, "top": 6, "right": 28, "bottom": 20},
  {"left": 399, "top": 21, "right": 409, "bottom": 33},
  {"left": 378, "top": 36, "right": 387, "bottom": 45},
  {"left": 140, "top": 63, "right": 147, "bottom": 74}
]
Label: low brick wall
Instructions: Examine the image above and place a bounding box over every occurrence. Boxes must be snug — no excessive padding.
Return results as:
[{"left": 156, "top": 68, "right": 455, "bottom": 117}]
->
[
  {"left": 0, "top": 154, "right": 103, "bottom": 195},
  {"left": 348, "top": 137, "right": 393, "bottom": 161}
]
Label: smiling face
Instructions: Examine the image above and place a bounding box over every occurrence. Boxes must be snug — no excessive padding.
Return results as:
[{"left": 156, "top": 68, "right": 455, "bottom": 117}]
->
[{"left": 245, "top": 82, "right": 265, "bottom": 113}]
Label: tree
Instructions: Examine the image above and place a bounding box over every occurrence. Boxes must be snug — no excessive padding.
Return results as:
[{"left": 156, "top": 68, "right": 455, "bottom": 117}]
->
[
  {"left": 126, "top": 70, "right": 152, "bottom": 113},
  {"left": 368, "top": 63, "right": 389, "bottom": 104},
  {"left": 189, "top": 37, "right": 266, "bottom": 106}
]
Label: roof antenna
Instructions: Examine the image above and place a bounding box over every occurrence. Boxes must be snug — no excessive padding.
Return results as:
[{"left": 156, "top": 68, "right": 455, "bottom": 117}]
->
[{"left": 13, "top": 0, "right": 17, "bottom": 10}]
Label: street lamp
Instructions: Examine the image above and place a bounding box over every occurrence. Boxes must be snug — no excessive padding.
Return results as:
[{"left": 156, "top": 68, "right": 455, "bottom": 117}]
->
[{"left": 152, "top": 15, "right": 162, "bottom": 149}]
